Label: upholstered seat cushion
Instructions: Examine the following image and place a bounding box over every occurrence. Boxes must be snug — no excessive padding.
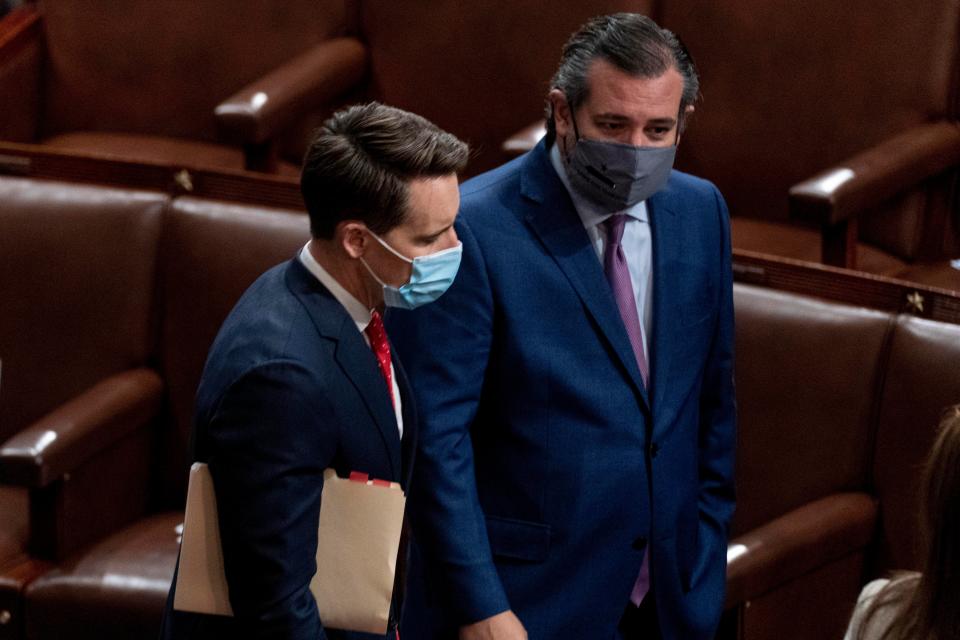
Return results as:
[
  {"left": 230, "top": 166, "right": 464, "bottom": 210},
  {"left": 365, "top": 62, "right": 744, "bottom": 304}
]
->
[
  {"left": 731, "top": 217, "right": 908, "bottom": 276},
  {"left": 732, "top": 218, "right": 960, "bottom": 292},
  {"left": 890, "top": 260, "right": 960, "bottom": 293},
  {"left": 24, "top": 512, "right": 182, "bottom": 640},
  {"left": 43, "top": 132, "right": 301, "bottom": 177}
]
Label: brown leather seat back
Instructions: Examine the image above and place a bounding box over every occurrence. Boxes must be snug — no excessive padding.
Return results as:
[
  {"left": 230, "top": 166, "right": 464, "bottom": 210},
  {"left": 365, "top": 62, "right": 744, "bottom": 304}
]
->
[
  {"left": 0, "top": 176, "right": 164, "bottom": 443},
  {"left": 361, "top": 0, "right": 655, "bottom": 175},
  {"left": 732, "top": 284, "right": 891, "bottom": 536},
  {"left": 156, "top": 197, "right": 309, "bottom": 504},
  {"left": 872, "top": 316, "right": 960, "bottom": 572},
  {"left": 661, "top": 1, "right": 960, "bottom": 260},
  {"left": 37, "top": 0, "right": 346, "bottom": 141}
]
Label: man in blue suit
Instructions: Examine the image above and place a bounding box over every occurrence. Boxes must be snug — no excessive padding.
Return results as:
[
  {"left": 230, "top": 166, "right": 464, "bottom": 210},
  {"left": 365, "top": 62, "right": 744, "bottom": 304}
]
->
[
  {"left": 159, "top": 102, "right": 469, "bottom": 639},
  {"left": 389, "top": 14, "right": 736, "bottom": 640}
]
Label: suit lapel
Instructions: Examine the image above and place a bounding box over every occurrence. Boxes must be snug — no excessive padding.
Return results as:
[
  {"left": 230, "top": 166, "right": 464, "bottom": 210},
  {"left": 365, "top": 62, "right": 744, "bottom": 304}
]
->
[
  {"left": 648, "top": 186, "right": 689, "bottom": 434},
  {"left": 334, "top": 328, "right": 402, "bottom": 478},
  {"left": 285, "top": 259, "right": 402, "bottom": 479},
  {"left": 392, "top": 353, "right": 417, "bottom": 490},
  {"left": 520, "top": 142, "right": 649, "bottom": 409}
]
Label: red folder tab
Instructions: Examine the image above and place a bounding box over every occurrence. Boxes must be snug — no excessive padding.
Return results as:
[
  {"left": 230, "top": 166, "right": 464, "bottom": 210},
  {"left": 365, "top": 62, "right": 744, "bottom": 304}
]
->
[
  {"left": 349, "top": 472, "right": 370, "bottom": 483},
  {"left": 371, "top": 479, "right": 391, "bottom": 488}
]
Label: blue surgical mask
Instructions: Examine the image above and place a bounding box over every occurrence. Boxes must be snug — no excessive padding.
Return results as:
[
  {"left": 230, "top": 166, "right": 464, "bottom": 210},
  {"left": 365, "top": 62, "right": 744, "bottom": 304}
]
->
[{"left": 361, "top": 231, "right": 463, "bottom": 309}]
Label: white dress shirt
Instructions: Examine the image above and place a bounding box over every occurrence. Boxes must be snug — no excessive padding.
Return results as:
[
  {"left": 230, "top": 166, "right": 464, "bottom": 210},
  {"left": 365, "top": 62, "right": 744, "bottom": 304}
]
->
[
  {"left": 298, "top": 243, "right": 404, "bottom": 437},
  {"left": 549, "top": 144, "right": 653, "bottom": 360}
]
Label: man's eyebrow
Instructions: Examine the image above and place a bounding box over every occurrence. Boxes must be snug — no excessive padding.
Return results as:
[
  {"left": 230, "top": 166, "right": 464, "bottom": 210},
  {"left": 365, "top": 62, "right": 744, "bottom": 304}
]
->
[
  {"left": 592, "top": 114, "right": 678, "bottom": 127},
  {"left": 593, "top": 113, "right": 630, "bottom": 121},
  {"left": 647, "top": 117, "right": 678, "bottom": 127},
  {"left": 415, "top": 223, "right": 453, "bottom": 241}
]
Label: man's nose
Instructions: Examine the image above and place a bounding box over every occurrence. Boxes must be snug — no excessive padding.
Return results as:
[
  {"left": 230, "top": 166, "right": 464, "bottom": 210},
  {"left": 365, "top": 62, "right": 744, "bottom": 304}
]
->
[
  {"left": 444, "top": 226, "right": 460, "bottom": 249},
  {"left": 628, "top": 130, "right": 652, "bottom": 147}
]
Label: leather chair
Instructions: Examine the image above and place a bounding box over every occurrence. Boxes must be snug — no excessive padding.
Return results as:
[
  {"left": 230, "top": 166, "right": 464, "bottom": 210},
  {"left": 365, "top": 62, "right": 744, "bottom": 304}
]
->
[
  {"left": 871, "top": 316, "right": 960, "bottom": 574},
  {"left": 12, "top": 197, "right": 309, "bottom": 640},
  {"left": 0, "top": 1, "right": 366, "bottom": 174},
  {"left": 501, "top": 2, "right": 960, "bottom": 290},
  {"left": 0, "top": 176, "right": 165, "bottom": 639},
  {"left": 663, "top": 1, "right": 960, "bottom": 287},
  {"left": 722, "top": 285, "right": 887, "bottom": 640}
]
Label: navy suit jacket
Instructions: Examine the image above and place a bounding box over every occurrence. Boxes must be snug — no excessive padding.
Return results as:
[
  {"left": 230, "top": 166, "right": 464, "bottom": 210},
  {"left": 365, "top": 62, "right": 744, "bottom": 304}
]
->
[
  {"left": 160, "top": 258, "right": 416, "bottom": 640},
  {"left": 388, "top": 140, "right": 736, "bottom": 639}
]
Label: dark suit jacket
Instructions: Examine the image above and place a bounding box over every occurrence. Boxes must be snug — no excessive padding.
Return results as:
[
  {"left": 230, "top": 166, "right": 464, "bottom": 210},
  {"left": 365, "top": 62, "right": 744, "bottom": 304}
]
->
[
  {"left": 160, "top": 257, "right": 416, "bottom": 640},
  {"left": 389, "top": 140, "right": 736, "bottom": 640}
]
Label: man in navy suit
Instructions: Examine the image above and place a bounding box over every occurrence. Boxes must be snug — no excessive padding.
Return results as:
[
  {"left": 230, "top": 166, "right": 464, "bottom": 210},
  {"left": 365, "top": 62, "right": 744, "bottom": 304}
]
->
[
  {"left": 159, "top": 102, "right": 469, "bottom": 640},
  {"left": 389, "top": 14, "right": 736, "bottom": 640}
]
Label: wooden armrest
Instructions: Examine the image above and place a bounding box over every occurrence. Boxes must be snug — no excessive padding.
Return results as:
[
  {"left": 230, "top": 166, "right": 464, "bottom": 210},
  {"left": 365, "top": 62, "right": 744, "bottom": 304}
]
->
[
  {"left": 0, "top": 369, "right": 164, "bottom": 488},
  {"left": 502, "top": 121, "right": 546, "bottom": 156},
  {"left": 0, "top": 5, "right": 41, "bottom": 58},
  {"left": 725, "top": 492, "right": 877, "bottom": 607},
  {"left": 215, "top": 37, "right": 368, "bottom": 147},
  {"left": 790, "top": 121, "right": 960, "bottom": 226},
  {"left": 0, "top": 5, "right": 43, "bottom": 142}
]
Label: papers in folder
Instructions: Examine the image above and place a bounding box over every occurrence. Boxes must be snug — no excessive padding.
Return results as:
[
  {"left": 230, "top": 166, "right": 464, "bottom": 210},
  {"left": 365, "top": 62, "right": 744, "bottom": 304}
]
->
[{"left": 174, "top": 463, "right": 406, "bottom": 635}]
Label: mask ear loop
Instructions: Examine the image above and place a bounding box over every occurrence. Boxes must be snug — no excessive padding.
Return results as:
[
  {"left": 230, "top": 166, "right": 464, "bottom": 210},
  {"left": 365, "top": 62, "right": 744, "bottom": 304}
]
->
[
  {"left": 561, "top": 103, "right": 583, "bottom": 162},
  {"left": 570, "top": 105, "right": 583, "bottom": 142},
  {"left": 367, "top": 228, "right": 413, "bottom": 264}
]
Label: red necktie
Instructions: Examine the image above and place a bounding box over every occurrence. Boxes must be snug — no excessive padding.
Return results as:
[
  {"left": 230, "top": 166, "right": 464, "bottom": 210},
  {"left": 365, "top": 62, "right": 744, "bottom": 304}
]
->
[{"left": 365, "top": 310, "right": 394, "bottom": 408}]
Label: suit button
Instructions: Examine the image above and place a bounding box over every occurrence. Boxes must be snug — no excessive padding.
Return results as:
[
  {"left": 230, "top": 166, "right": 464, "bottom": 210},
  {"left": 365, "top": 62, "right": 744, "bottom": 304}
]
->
[
  {"left": 650, "top": 442, "right": 660, "bottom": 458},
  {"left": 632, "top": 536, "right": 648, "bottom": 551}
]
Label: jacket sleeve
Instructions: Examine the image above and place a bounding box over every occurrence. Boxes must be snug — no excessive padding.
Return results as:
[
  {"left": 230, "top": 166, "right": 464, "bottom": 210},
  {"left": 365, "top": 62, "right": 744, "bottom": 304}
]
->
[
  {"left": 205, "top": 361, "right": 336, "bottom": 639},
  {"left": 388, "top": 216, "right": 512, "bottom": 625}
]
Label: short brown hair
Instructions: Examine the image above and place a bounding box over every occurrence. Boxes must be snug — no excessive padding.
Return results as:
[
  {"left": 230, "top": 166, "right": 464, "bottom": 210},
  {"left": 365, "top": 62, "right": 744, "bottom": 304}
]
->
[{"left": 301, "top": 102, "right": 469, "bottom": 239}]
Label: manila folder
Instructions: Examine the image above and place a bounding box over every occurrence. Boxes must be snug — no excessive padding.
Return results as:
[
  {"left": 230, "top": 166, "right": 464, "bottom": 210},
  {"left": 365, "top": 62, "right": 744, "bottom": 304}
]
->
[{"left": 174, "top": 463, "right": 406, "bottom": 635}]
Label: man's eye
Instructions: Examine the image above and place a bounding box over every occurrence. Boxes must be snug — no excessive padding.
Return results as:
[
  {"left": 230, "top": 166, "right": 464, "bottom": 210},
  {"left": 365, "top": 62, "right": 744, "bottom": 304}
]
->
[
  {"left": 597, "top": 122, "right": 622, "bottom": 131},
  {"left": 648, "top": 127, "right": 670, "bottom": 136}
]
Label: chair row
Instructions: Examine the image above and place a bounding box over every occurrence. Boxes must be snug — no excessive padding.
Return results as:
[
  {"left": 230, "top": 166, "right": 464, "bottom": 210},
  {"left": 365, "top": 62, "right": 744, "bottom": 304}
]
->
[
  {"left": 0, "top": 0, "right": 655, "bottom": 176},
  {"left": 0, "top": 173, "right": 958, "bottom": 639},
  {"left": 3, "top": 1, "right": 958, "bottom": 289}
]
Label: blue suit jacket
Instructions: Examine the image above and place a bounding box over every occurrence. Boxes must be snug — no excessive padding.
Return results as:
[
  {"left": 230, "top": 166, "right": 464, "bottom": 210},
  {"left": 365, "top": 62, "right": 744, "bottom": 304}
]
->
[
  {"left": 160, "top": 258, "right": 416, "bottom": 640},
  {"left": 389, "top": 140, "right": 736, "bottom": 639}
]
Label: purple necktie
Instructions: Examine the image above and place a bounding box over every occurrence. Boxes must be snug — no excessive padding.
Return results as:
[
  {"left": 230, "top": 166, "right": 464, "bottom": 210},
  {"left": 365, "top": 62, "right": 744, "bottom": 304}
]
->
[
  {"left": 603, "top": 214, "right": 649, "bottom": 386},
  {"left": 603, "top": 214, "right": 651, "bottom": 606}
]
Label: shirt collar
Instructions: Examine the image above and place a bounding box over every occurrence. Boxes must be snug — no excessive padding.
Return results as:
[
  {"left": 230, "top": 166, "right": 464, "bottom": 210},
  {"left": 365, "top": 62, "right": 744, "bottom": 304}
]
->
[
  {"left": 548, "top": 142, "right": 649, "bottom": 228},
  {"left": 299, "top": 242, "right": 372, "bottom": 333}
]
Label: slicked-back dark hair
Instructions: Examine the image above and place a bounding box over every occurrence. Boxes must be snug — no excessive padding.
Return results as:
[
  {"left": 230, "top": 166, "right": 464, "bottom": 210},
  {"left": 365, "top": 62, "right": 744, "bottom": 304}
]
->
[
  {"left": 301, "top": 102, "right": 469, "bottom": 239},
  {"left": 544, "top": 13, "right": 700, "bottom": 144}
]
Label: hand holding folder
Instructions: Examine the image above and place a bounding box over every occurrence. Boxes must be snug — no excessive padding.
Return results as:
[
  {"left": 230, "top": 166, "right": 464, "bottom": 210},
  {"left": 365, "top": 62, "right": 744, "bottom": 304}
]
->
[{"left": 174, "top": 463, "right": 406, "bottom": 635}]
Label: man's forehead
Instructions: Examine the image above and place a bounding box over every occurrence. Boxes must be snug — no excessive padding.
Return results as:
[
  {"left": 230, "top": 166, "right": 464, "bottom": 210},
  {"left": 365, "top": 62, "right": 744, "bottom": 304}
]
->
[
  {"left": 583, "top": 58, "right": 683, "bottom": 116},
  {"left": 402, "top": 175, "right": 459, "bottom": 230}
]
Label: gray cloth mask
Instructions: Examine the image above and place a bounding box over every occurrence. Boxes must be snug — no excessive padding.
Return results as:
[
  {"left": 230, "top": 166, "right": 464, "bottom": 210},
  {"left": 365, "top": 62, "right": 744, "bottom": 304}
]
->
[{"left": 565, "top": 115, "right": 677, "bottom": 213}]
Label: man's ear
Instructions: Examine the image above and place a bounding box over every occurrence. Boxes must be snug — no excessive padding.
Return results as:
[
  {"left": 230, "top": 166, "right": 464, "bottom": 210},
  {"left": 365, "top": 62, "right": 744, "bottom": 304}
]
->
[
  {"left": 338, "top": 221, "right": 368, "bottom": 259},
  {"left": 677, "top": 104, "right": 696, "bottom": 145},
  {"left": 549, "top": 89, "right": 572, "bottom": 138},
  {"left": 550, "top": 89, "right": 577, "bottom": 155}
]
